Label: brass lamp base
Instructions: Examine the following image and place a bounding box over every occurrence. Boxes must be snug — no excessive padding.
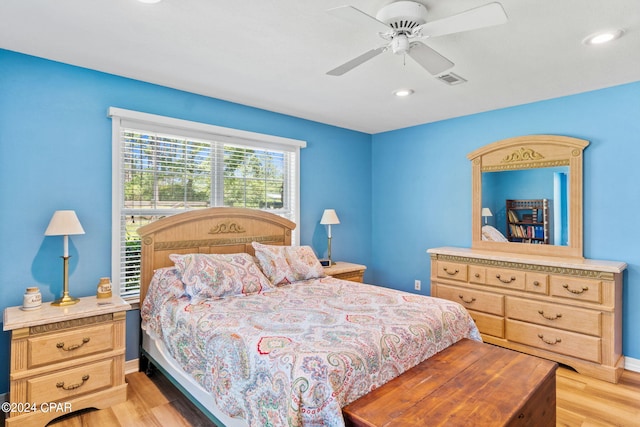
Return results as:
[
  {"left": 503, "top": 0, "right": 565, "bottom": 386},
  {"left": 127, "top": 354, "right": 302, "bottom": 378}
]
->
[
  {"left": 51, "top": 293, "right": 80, "bottom": 306},
  {"left": 51, "top": 255, "right": 80, "bottom": 306}
]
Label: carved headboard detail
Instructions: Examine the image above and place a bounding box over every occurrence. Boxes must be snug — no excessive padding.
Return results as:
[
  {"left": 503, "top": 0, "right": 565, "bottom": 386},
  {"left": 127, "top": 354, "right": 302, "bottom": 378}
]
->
[{"left": 136, "top": 207, "right": 296, "bottom": 302}]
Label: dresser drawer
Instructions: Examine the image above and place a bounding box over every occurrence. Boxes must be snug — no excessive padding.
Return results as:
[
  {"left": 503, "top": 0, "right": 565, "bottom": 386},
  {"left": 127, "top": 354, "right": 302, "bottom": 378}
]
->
[
  {"left": 436, "top": 261, "right": 468, "bottom": 282},
  {"left": 28, "top": 323, "right": 114, "bottom": 369},
  {"left": 468, "top": 265, "right": 486, "bottom": 284},
  {"left": 525, "top": 272, "right": 549, "bottom": 294},
  {"left": 485, "top": 267, "right": 526, "bottom": 290},
  {"left": 506, "top": 297, "right": 601, "bottom": 336},
  {"left": 550, "top": 276, "right": 602, "bottom": 304},
  {"left": 468, "top": 310, "right": 504, "bottom": 338},
  {"left": 436, "top": 284, "right": 504, "bottom": 316},
  {"left": 506, "top": 320, "right": 601, "bottom": 363},
  {"left": 26, "top": 358, "right": 114, "bottom": 404}
]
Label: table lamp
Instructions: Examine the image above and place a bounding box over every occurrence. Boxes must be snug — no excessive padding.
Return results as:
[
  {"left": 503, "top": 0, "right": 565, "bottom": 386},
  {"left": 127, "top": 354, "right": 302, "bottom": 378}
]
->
[
  {"left": 482, "top": 207, "right": 493, "bottom": 225},
  {"left": 45, "top": 210, "right": 85, "bottom": 306},
  {"left": 320, "top": 209, "right": 340, "bottom": 265}
]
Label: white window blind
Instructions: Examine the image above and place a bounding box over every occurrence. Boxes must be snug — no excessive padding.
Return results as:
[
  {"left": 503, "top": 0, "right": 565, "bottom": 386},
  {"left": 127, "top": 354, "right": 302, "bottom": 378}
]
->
[{"left": 109, "top": 108, "right": 305, "bottom": 298}]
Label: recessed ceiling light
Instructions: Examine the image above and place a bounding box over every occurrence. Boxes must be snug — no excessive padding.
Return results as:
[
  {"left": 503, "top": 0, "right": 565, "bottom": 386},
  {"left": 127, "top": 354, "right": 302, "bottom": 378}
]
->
[
  {"left": 393, "top": 89, "right": 414, "bottom": 97},
  {"left": 138, "top": 0, "right": 162, "bottom": 4},
  {"left": 583, "top": 29, "right": 624, "bottom": 45}
]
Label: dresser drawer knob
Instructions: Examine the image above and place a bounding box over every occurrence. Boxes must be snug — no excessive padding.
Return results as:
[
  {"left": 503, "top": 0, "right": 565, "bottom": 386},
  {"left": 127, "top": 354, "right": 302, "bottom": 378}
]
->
[
  {"left": 562, "top": 284, "right": 589, "bottom": 294},
  {"left": 537, "top": 334, "right": 561, "bottom": 345},
  {"left": 496, "top": 274, "right": 516, "bottom": 284},
  {"left": 533, "top": 281, "right": 540, "bottom": 286},
  {"left": 458, "top": 294, "right": 476, "bottom": 304},
  {"left": 443, "top": 267, "right": 459, "bottom": 276},
  {"left": 56, "top": 375, "right": 90, "bottom": 391},
  {"left": 474, "top": 273, "right": 481, "bottom": 278},
  {"left": 538, "top": 310, "right": 562, "bottom": 321},
  {"left": 56, "top": 337, "right": 90, "bottom": 351}
]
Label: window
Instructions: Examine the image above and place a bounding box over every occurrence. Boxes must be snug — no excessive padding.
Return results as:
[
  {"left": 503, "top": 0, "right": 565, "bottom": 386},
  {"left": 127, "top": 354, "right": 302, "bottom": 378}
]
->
[{"left": 109, "top": 108, "right": 305, "bottom": 298}]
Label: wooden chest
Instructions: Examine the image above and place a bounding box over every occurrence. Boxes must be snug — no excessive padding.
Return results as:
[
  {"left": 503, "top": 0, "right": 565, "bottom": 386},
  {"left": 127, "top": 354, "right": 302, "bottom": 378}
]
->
[{"left": 343, "top": 339, "right": 557, "bottom": 427}]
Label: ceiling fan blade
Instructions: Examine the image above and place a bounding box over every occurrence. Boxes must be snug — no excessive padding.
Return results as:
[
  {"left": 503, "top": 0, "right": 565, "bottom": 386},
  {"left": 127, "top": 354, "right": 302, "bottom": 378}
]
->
[
  {"left": 327, "top": 5, "right": 391, "bottom": 34},
  {"left": 327, "top": 47, "right": 386, "bottom": 76},
  {"left": 415, "top": 2, "right": 508, "bottom": 38},
  {"left": 407, "top": 42, "right": 454, "bottom": 75}
]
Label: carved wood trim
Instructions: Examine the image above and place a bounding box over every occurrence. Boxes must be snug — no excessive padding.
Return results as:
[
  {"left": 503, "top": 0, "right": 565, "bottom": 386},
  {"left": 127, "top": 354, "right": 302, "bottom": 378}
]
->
[
  {"left": 29, "top": 313, "right": 113, "bottom": 335},
  {"left": 208, "top": 221, "right": 246, "bottom": 234},
  {"left": 152, "top": 234, "right": 285, "bottom": 250},
  {"left": 430, "top": 253, "right": 615, "bottom": 281}
]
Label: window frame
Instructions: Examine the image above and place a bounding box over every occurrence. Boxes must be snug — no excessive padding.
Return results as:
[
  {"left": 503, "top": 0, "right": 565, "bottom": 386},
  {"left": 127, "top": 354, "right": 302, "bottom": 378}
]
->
[{"left": 109, "top": 107, "right": 306, "bottom": 299}]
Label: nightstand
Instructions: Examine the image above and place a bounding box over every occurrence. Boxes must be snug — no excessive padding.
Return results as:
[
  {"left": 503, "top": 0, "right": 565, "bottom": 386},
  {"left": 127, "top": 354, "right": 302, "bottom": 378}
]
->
[
  {"left": 324, "top": 261, "right": 367, "bottom": 283},
  {"left": 3, "top": 296, "right": 130, "bottom": 426}
]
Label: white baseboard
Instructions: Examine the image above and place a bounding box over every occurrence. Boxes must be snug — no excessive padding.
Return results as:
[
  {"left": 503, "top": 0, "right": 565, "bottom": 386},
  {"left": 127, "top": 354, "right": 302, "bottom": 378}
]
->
[
  {"left": 125, "top": 358, "right": 140, "bottom": 375},
  {"left": 625, "top": 356, "right": 640, "bottom": 373}
]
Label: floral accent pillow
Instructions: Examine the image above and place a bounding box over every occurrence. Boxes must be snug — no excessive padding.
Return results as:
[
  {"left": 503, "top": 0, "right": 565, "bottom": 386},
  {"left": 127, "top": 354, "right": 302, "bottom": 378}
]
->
[
  {"left": 169, "top": 253, "right": 273, "bottom": 299},
  {"left": 252, "top": 242, "right": 325, "bottom": 285}
]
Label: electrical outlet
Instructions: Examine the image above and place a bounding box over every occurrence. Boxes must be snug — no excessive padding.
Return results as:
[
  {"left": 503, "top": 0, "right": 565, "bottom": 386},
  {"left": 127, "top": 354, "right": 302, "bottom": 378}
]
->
[{"left": 414, "top": 280, "right": 421, "bottom": 291}]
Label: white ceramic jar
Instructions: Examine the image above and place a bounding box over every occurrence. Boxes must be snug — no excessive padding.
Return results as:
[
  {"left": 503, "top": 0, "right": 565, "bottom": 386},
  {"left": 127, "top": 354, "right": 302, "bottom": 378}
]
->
[{"left": 23, "top": 287, "right": 42, "bottom": 310}]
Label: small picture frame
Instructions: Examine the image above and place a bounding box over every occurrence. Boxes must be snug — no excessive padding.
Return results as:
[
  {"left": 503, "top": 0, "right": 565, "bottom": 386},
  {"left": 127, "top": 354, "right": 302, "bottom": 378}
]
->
[{"left": 320, "top": 259, "right": 331, "bottom": 267}]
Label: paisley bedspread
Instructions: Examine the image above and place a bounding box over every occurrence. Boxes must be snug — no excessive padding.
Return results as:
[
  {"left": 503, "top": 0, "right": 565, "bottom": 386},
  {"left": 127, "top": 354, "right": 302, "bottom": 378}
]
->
[{"left": 141, "top": 270, "right": 481, "bottom": 426}]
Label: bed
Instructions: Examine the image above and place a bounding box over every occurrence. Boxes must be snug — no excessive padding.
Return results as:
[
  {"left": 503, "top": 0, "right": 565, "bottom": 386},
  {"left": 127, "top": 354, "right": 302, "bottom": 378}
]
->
[{"left": 138, "top": 207, "right": 481, "bottom": 426}]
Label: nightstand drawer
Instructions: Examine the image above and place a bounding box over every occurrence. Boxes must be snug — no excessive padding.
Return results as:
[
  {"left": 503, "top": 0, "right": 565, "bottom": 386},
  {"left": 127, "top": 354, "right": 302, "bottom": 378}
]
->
[
  {"left": 27, "top": 358, "right": 114, "bottom": 404},
  {"left": 28, "top": 323, "right": 114, "bottom": 369}
]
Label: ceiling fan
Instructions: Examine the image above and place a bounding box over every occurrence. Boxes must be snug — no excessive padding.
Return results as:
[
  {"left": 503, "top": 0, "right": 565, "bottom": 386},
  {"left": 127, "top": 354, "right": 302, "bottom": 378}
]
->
[{"left": 326, "top": 1, "right": 508, "bottom": 76}]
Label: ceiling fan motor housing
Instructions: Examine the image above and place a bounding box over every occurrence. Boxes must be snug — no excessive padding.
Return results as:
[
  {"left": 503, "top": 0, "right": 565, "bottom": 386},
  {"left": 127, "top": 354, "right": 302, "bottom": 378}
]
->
[{"left": 375, "top": 1, "right": 428, "bottom": 34}]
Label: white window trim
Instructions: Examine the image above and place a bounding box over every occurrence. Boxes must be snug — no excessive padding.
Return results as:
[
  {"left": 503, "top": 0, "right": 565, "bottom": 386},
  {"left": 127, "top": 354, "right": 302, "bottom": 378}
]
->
[{"left": 108, "top": 107, "right": 306, "bottom": 297}]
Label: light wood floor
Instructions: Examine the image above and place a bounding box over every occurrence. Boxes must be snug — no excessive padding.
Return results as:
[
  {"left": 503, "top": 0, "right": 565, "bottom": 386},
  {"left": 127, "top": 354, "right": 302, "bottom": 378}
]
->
[{"left": 32, "top": 366, "right": 640, "bottom": 426}]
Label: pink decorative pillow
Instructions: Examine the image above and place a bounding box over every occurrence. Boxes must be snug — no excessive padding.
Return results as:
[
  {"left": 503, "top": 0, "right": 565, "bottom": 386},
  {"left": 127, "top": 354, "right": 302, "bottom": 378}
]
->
[
  {"left": 251, "top": 243, "right": 296, "bottom": 285},
  {"left": 169, "top": 253, "right": 273, "bottom": 299},
  {"left": 252, "top": 242, "right": 325, "bottom": 285}
]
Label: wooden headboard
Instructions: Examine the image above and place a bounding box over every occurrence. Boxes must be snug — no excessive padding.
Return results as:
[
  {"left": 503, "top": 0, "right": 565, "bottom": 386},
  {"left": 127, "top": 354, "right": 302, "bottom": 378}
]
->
[{"left": 136, "top": 207, "right": 296, "bottom": 302}]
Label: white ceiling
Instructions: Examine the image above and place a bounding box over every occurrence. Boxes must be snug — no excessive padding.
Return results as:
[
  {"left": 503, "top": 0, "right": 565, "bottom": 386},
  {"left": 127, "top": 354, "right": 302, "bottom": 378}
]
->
[{"left": 1, "top": 0, "right": 639, "bottom": 133}]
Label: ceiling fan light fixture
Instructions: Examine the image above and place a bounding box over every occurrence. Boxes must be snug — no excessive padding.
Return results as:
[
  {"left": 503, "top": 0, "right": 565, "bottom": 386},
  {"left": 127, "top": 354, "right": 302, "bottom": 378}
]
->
[
  {"left": 393, "top": 88, "right": 414, "bottom": 97},
  {"left": 583, "top": 29, "right": 624, "bottom": 45}
]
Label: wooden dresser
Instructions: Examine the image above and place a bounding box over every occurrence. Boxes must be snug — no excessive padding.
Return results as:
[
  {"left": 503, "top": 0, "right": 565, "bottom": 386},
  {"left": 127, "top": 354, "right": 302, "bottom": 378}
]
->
[
  {"left": 428, "top": 247, "right": 626, "bottom": 383},
  {"left": 3, "top": 296, "right": 130, "bottom": 426}
]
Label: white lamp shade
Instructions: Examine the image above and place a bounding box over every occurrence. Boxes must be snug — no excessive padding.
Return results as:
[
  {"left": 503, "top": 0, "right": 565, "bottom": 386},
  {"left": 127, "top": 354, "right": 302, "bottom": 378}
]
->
[
  {"left": 481, "top": 207, "right": 493, "bottom": 217},
  {"left": 320, "top": 209, "right": 340, "bottom": 225},
  {"left": 45, "top": 210, "right": 85, "bottom": 236}
]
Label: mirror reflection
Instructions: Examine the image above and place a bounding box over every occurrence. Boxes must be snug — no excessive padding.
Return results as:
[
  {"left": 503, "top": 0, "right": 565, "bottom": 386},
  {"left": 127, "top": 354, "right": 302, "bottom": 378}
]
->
[{"left": 481, "top": 166, "right": 569, "bottom": 246}]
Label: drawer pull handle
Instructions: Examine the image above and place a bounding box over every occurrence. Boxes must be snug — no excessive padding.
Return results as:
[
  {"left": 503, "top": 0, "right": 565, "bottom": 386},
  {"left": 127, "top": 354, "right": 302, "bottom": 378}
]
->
[
  {"left": 538, "top": 310, "right": 562, "bottom": 321},
  {"left": 56, "top": 375, "right": 90, "bottom": 391},
  {"left": 56, "top": 337, "right": 90, "bottom": 351},
  {"left": 474, "top": 273, "right": 480, "bottom": 278},
  {"left": 562, "top": 284, "right": 589, "bottom": 294},
  {"left": 533, "top": 281, "right": 540, "bottom": 286},
  {"left": 496, "top": 274, "right": 516, "bottom": 284},
  {"left": 458, "top": 295, "right": 476, "bottom": 304},
  {"left": 537, "top": 334, "right": 561, "bottom": 345},
  {"left": 443, "top": 267, "right": 459, "bottom": 276}
]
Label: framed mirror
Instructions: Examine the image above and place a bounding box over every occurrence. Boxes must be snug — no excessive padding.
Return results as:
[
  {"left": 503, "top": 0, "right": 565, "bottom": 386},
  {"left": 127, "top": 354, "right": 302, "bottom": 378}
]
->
[{"left": 468, "top": 135, "right": 589, "bottom": 258}]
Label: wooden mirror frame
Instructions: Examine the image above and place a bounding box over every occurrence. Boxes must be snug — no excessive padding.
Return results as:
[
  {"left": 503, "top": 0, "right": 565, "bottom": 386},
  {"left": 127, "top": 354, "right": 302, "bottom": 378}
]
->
[{"left": 468, "top": 135, "right": 589, "bottom": 259}]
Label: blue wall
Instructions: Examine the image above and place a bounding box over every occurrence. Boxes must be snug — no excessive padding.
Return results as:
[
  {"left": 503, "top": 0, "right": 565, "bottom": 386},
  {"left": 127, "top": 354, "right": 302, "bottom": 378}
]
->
[
  {"left": 371, "top": 81, "right": 640, "bottom": 360},
  {"left": 0, "top": 49, "right": 372, "bottom": 394}
]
